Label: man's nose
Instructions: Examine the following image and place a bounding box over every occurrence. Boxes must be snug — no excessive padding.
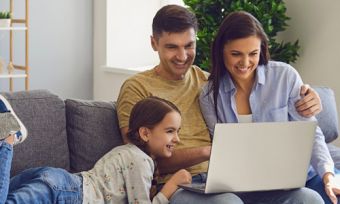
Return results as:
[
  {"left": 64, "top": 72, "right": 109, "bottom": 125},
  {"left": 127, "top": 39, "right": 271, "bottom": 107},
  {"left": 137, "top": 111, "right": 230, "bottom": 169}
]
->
[{"left": 176, "top": 48, "right": 188, "bottom": 61}]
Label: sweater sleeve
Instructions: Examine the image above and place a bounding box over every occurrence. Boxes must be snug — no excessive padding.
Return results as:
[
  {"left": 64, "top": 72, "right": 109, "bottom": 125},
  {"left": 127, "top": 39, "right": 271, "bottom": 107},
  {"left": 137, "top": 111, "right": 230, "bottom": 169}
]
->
[
  {"left": 152, "top": 192, "right": 169, "bottom": 204},
  {"left": 286, "top": 66, "right": 334, "bottom": 178}
]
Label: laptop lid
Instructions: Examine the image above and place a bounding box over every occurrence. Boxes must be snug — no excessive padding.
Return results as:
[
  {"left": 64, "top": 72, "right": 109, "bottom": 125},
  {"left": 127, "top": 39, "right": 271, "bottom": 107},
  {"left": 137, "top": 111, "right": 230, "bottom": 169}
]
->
[{"left": 202, "top": 121, "right": 316, "bottom": 193}]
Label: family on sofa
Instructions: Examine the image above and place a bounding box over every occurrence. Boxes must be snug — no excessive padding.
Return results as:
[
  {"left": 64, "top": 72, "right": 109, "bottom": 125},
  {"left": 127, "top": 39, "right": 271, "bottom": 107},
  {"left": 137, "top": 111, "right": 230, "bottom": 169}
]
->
[{"left": 1, "top": 4, "right": 339, "bottom": 204}]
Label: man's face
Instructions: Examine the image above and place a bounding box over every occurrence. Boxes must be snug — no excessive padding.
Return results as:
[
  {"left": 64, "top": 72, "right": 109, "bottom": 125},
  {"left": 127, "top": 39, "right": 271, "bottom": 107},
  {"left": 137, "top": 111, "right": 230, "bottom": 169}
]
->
[{"left": 151, "top": 28, "right": 196, "bottom": 80}]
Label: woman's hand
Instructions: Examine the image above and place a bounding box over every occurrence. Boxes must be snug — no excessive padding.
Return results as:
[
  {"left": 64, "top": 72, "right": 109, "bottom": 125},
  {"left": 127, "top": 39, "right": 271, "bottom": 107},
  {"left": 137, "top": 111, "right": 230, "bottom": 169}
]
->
[
  {"left": 323, "top": 172, "right": 340, "bottom": 204},
  {"left": 295, "top": 84, "right": 322, "bottom": 117},
  {"left": 160, "top": 169, "right": 192, "bottom": 199}
]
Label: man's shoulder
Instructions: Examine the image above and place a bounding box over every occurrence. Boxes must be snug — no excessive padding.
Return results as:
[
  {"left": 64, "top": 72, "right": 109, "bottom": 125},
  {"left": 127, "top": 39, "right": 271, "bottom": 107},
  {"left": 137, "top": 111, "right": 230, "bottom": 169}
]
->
[
  {"left": 119, "top": 69, "right": 157, "bottom": 93},
  {"left": 125, "top": 69, "right": 155, "bottom": 83},
  {"left": 190, "top": 65, "right": 210, "bottom": 81}
]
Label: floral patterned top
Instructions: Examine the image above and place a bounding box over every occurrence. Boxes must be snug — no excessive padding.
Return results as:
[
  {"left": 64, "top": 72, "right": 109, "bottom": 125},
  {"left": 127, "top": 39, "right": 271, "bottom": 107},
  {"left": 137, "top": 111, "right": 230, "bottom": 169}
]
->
[{"left": 81, "top": 144, "right": 168, "bottom": 204}]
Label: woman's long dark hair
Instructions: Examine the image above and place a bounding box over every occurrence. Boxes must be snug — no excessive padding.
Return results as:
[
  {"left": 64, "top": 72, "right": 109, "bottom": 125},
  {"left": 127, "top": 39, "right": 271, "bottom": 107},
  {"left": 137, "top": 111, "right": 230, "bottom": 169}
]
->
[
  {"left": 126, "top": 96, "right": 181, "bottom": 199},
  {"left": 209, "top": 11, "right": 270, "bottom": 117}
]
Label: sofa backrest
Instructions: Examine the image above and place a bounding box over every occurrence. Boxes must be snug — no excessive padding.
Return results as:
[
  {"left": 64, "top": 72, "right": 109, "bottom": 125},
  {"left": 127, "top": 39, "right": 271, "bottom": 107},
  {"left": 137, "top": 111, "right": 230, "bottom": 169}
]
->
[
  {"left": 314, "top": 86, "right": 339, "bottom": 143},
  {"left": 1, "top": 90, "right": 70, "bottom": 176},
  {"left": 65, "top": 99, "right": 123, "bottom": 173}
]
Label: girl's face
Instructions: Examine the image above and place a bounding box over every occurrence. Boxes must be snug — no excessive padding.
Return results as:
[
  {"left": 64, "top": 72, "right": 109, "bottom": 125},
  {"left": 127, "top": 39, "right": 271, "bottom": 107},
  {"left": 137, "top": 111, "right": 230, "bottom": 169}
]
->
[
  {"left": 143, "top": 111, "right": 181, "bottom": 159},
  {"left": 223, "top": 35, "right": 261, "bottom": 84}
]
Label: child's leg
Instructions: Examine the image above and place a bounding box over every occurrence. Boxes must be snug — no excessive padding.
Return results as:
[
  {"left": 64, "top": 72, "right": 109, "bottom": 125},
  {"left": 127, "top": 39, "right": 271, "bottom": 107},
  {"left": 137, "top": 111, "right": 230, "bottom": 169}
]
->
[
  {"left": 0, "top": 95, "right": 27, "bottom": 145},
  {"left": 0, "top": 142, "right": 13, "bottom": 204},
  {"left": 6, "top": 167, "right": 83, "bottom": 204}
]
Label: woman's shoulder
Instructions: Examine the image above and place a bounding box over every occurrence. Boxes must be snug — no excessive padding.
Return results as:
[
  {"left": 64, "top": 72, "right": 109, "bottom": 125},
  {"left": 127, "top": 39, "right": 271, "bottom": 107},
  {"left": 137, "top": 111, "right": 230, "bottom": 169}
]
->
[{"left": 265, "top": 61, "right": 299, "bottom": 76}]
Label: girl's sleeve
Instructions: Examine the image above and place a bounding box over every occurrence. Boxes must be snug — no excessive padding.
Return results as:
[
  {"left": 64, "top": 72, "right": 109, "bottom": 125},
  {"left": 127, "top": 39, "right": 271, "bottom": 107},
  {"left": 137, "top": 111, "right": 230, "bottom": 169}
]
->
[
  {"left": 152, "top": 192, "right": 169, "bottom": 204},
  {"left": 123, "top": 153, "right": 169, "bottom": 204}
]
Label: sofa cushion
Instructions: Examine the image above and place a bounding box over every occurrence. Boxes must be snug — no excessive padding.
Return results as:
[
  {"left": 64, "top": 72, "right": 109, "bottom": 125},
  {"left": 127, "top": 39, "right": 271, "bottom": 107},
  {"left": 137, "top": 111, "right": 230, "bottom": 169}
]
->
[
  {"left": 1, "top": 90, "right": 70, "bottom": 176},
  {"left": 65, "top": 99, "right": 123, "bottom": 173},
  {"left": 328, "top": 144, "right": 340, "bottom": 170},
  {"left": 314, "top": 87, "right": 339, "bottom": 143}
]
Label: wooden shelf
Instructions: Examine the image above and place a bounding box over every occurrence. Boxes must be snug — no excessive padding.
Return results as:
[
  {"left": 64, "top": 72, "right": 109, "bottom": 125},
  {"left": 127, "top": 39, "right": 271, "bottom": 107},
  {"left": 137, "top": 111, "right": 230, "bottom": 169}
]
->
[
  {"left": 0, "top": 27, "right": 27, "bottom": 31},
  {"left": 0, "top": 74, "right": 27, "bottom": 78},
  {"left": 0, "top": 0, "right": 29, "bottom": 91}
]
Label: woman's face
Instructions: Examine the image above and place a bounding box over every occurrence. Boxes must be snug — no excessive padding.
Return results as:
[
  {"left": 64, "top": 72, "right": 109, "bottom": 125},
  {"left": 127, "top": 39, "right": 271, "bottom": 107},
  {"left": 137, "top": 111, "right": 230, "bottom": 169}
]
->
[
  {"left": 145, "top": 111, "right": 181, "bottom": 159},
  {"left": 223, "top": 35, "right": 261, "bottom": 84}
]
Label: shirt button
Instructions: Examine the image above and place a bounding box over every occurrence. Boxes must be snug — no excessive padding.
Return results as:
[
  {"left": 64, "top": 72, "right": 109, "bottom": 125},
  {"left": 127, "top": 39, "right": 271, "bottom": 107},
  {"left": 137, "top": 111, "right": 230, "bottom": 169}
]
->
[{"left": 105, "top": 194, "right": 112, "bottom": 201}]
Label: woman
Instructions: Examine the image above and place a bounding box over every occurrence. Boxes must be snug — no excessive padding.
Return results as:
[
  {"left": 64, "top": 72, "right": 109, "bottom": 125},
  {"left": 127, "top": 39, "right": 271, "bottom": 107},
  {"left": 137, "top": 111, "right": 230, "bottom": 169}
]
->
[
  {"left": 0, "top": 95, "right": 191, "bottom": 203},
  {"left": 199, "top": 11, "right": 340, "bottom": 204}
]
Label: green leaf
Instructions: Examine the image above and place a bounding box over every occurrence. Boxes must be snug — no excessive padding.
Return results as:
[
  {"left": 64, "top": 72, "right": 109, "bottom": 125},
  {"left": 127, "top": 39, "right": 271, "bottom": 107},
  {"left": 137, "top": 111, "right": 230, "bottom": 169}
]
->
[{"left": 184, "top": 0, "right": 299, "bottom": 71}]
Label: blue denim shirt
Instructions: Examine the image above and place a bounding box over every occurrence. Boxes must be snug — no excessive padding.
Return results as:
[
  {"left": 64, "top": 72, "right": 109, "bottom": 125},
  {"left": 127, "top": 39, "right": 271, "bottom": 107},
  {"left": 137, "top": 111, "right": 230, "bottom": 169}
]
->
[{"left": 199, "top": 61, "right": 334, "bottom": 180}]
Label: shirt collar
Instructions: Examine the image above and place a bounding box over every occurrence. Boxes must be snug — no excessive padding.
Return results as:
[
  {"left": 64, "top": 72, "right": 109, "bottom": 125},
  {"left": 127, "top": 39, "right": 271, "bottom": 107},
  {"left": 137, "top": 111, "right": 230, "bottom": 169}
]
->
[{"left": 256, "top": 64, "right": 266, "bottom": 85}]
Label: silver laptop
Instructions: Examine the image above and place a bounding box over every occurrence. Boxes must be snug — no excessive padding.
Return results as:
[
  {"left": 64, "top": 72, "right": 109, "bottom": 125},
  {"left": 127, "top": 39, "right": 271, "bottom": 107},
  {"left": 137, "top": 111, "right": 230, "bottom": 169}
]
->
[{"left": 179, "top": 121, "right": 316, "bottom": 194}]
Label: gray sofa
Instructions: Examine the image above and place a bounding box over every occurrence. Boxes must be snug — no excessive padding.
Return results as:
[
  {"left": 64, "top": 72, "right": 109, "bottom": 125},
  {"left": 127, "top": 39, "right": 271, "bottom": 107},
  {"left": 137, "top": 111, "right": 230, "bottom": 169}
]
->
[
  {"left": 2, "top": 89, "right": 123, "bottom": 176},
  {"left": 1, "top": 88, "right": 340, "bottom": 177}
]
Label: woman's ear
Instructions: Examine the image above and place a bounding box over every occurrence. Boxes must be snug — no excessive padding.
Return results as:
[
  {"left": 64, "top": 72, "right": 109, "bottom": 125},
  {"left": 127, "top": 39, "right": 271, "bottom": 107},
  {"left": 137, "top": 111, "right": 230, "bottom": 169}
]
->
[{"left": 138, "top": 127, "right": 150, "bottom": 142}]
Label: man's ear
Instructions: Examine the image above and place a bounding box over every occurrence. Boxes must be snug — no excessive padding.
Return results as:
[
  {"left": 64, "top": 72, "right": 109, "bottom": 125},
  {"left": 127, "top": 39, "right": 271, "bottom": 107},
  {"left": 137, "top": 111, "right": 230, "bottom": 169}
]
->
[
  {"left": 151, "top": 35, "right": 158, "bottom": 51},
  {"left": 138, "top": 127, "right": 150, "bottom": 142}
]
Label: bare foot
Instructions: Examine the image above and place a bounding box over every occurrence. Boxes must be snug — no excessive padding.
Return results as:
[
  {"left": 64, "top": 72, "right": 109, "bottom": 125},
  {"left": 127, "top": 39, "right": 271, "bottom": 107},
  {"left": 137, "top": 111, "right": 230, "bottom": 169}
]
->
[{"left": 5, "top": 135, "right": 14, "bottom": 145}]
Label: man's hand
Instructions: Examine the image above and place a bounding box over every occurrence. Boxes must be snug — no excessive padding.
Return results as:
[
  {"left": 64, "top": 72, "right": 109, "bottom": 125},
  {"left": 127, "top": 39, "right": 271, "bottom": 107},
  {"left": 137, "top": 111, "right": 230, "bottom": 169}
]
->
[{"left": 295, "top": 84, "right": 322, "bottom": 117}]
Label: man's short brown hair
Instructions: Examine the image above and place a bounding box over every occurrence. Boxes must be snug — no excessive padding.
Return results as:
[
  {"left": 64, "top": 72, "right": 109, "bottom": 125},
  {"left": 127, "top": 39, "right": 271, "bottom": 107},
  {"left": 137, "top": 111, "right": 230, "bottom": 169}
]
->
[{"left": 152, "top": 5, "right": 198, "bottom": 39}]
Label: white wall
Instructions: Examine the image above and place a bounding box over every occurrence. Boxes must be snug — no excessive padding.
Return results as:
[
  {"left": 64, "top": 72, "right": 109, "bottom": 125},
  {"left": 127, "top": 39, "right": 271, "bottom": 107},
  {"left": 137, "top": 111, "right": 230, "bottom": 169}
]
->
[
  {"left": 0, "top": 0, "right": 93, "bottom": 99},
  {"left": 94, "top": 0, "right": 184, "bottom": 101},
  {"left": 281, "top": 0, "right": 340, "bottom": 145}
]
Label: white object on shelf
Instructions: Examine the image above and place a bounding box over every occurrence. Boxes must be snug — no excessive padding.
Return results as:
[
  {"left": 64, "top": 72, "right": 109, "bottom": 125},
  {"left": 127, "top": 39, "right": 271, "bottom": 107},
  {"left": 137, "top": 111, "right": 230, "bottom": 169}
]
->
[
  {"left": 0, "top": 26, "right": 27, "bottom": 31},
  {"left": 0, "top": 74, "right": 27, "bottom": 78},
  {"left": 0, "top": 19, "right": 11, "bottom": 28}
]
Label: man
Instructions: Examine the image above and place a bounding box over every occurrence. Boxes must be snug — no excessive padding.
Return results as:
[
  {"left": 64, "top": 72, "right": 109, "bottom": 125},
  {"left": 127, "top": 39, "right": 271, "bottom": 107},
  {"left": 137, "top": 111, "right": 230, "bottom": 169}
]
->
[{"left": 117, "top": 5, "right": 323, "bottom": 203}]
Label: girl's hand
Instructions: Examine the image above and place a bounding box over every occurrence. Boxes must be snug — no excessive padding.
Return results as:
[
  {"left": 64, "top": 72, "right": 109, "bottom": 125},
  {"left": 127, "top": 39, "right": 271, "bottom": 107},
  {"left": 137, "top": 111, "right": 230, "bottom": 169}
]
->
[
  {"left": 160, "top": 169, "right": 192, "bottom": 199},
  {"left": 323, "top": 172, "right": 340, "bottom": 204},
  {"left": 169, "top": 169, "right": 192, "bottom": 186}
]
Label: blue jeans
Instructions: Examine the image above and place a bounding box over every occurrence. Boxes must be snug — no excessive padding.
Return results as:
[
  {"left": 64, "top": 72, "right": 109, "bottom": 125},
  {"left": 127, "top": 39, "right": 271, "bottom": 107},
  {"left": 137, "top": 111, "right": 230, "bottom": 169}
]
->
[
  {"left": 169, "top": 173, "right": 323, "bottom": 204},
  {"left": 170, "top": 173, "right": 243, "bottom": 204},
  {"left": 0, "top": 142, "right": 83, "bottom": 204},
  {"left": 306, "top": 168, "right": 340, "bottom": 204}
]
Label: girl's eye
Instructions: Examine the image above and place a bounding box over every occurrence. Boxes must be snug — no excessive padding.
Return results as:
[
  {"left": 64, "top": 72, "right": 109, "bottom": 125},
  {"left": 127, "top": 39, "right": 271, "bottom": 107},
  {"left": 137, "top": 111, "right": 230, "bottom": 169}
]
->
[
  {"left": 167, "top": 130, "right": 174, "bottom": 133},
  {"left": 250, "top": 53, "right": 258, "bottom": 56}
]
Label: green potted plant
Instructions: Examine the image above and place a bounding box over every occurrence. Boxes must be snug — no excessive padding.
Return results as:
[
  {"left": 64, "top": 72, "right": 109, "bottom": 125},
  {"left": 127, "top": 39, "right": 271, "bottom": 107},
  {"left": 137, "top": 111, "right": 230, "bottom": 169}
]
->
[
  {"left": 0, "top": 11, "right": 12, "bottom": 28},
  {"left": 183, "top": 0, "right": 300, "bottom": 71}
]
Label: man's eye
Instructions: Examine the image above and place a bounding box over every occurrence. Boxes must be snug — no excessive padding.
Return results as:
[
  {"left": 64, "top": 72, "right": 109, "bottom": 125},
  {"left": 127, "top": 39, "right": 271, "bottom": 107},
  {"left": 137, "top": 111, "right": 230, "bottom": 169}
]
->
[
  {"left": 166, "top": 46, "right": 176, "bottom": 49},
  {"left": 250, "top": 53, "right": 258, "bottom": 56},
  {"left": 231, "top": 53, "right": 240, "bottom": 56},
  {"left": 185, "top": 44, "right": 194, "bottom": 49}
]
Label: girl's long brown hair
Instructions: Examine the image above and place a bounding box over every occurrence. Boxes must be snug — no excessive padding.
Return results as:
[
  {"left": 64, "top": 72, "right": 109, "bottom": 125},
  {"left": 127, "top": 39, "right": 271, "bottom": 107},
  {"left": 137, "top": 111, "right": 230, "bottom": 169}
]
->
[{"left": 126, "top": 96, "right": 181, "bottom": 199}]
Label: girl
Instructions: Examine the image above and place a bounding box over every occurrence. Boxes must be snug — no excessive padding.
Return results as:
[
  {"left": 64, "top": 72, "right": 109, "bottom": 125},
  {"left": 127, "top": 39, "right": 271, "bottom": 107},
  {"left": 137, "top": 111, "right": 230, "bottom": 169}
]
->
[
  {"left": 199, "top": 11, "right": 340, "bottom": 204},
  {"left": 0, "top": 95, "right": 191, "bottom": 203}
]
